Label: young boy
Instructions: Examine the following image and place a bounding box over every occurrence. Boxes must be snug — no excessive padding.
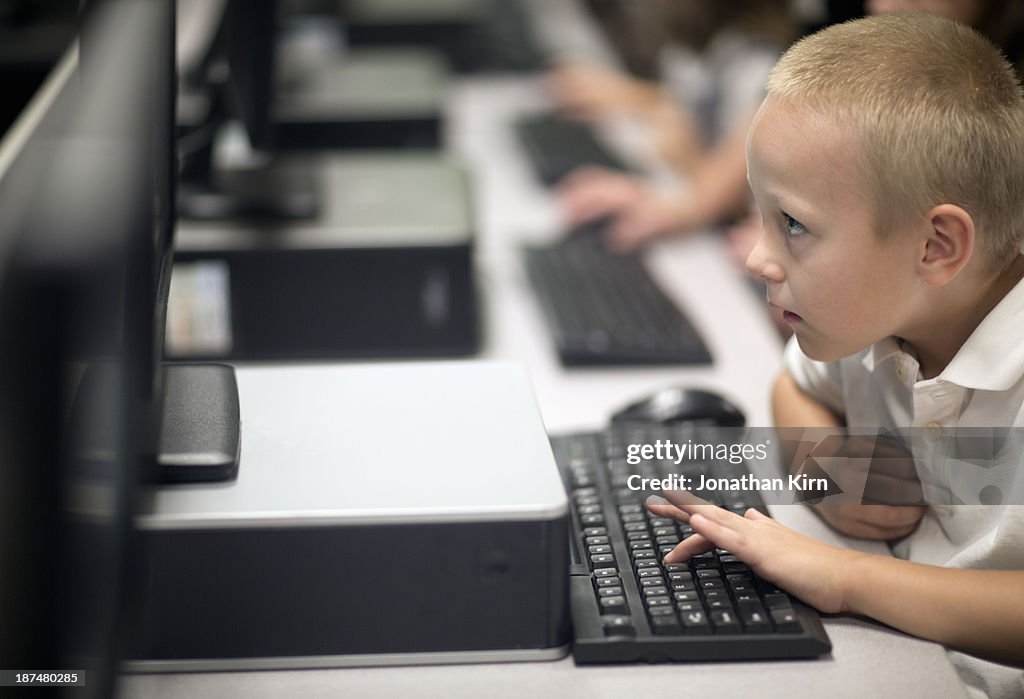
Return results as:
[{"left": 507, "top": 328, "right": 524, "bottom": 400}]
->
[{"left": 647, "top": 13, "right": 1024, "bottom": 698}]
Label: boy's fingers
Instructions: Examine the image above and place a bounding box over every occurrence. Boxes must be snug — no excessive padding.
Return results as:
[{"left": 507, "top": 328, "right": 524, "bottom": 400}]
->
[
  {"left": 744, "top": 507, "right": 770, "bottom": 521},
  {"left": 853, "top": 504, "right": 926, "bottom": 529},
  {"left": 862, "top": 473, "right": 924, "bottom": 505},
  {"left": 817, "top": 504, "right": 924, "bottom": 540},
  {"left": 645, "top": 500, "right": 689, "bottom": 522},
  {"left": 663, "top": 533, "right": 714, "bottom": 563},
  {"left": 689, "top": 513, "right": 744, "bottom": 552},
  {"left": 660, "top": 489, "right": 714, "bottom": 510}
]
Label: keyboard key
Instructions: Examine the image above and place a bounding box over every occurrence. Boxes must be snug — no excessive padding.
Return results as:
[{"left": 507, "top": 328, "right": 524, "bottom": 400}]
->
[
  {"left": 650, "top": 616, "right": 683, "bottom": 635},
  {"left": 770, "top": 608, "right": 802, "bottom": 633},
  {"left": 647, "top": 605, "right": 676, "bottom": 617},
  {"left": 710, "top": 610, "right": 742, "bottom": 635},
  {"left": 679, "top": 610, "right": 712, "bottom": 634},
  {"left": 602, "top": 615, "right": 636, "bottom": 637},
  {"left": 739, "top": 605, "right": 771, "bottom": 633},
  {"left": 599, "top": 596, "right": 628, "bottom": 613}
]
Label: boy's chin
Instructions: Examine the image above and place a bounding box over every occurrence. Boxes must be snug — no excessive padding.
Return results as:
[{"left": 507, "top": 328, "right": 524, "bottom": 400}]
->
[{"left": 794, "top": 334, "right": 867, "bottom": 363}]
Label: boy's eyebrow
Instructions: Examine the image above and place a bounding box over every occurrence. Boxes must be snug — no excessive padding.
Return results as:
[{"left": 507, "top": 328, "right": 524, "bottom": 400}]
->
[{"left": 759, "top": 185, "right": 819, "bottom": 224}]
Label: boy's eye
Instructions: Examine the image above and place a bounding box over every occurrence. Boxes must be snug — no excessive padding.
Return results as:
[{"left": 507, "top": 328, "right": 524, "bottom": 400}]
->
[{"left": 783, "top": 212, "right": 807, "bottom": 237}]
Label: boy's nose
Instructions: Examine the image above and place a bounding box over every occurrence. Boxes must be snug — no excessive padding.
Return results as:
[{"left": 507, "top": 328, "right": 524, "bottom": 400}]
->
[{"left": 745, "top": 232, "right": 785, "bottom": 283}]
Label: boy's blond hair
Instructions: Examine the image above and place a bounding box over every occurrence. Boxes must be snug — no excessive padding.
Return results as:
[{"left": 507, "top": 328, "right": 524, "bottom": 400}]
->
[{"left": 766, "top": 12, "right": 1024, "bottom": 269}]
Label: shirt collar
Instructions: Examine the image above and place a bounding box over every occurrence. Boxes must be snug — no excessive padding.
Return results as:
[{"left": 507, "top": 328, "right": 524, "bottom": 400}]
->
[
  {"left": 858, "top": 275, "right": 1024, "bottom": 390},
  {"left": 938, "top": 274, "right": 1024, "bottom": 391},
  {"left": 861, "top": 336, "right": 905, "bottom": 372}
]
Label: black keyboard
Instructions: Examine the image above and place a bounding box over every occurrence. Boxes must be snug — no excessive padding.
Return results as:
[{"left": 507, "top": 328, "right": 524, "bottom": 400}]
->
[
  {"left": 524, "top": 232, "right": 712, "bottom": 366},
  {"left": 551, "top": 423, "right": 832, "bottom": 663},
  {"left": 515, "top": 113, "right": 631, "bottom": 186}
]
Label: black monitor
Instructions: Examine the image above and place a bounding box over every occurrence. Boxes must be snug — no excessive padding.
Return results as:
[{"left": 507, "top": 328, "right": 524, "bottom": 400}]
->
[
  {"left": 177, "top": 0, "right": 320, "bottom": 220},
  {"left": 0, "top": 1, "right": 238, "bottom": 695}
]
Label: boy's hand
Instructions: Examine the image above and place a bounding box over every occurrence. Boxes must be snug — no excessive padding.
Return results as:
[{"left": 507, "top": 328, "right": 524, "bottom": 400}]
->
[
  {"left": 792, "top": 432, "right": 927, "bottom": 540},
  {"left": 812, "top": 503, "right": 926, "bottom": 540},
  {"left": 647, "top": 491, "right": 866, "bottom": 614}
]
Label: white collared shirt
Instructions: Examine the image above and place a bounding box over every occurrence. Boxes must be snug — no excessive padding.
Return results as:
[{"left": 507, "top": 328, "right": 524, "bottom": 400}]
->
[{"left": 784, "top": 275, "right": 1024, "bottom": 699}]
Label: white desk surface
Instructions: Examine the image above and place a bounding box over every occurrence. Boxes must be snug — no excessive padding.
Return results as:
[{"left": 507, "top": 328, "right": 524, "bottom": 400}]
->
[{"left": 121, "top": 1, "right": 969, "bottom": 696}]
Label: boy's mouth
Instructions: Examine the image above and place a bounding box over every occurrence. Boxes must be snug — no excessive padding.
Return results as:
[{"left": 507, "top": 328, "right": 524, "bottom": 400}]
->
[{"left": 768, "top": 299, "right": 803, "bottom": 324}]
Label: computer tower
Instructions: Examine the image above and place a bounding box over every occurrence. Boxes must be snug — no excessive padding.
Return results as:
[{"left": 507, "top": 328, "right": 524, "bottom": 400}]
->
[
  {"left": 167, "top": 153, "right": 480, "bottom": 361},
  {"left": 126, "top": 362, "right": 571, "bottom": 669},
  {"left": 274, "top": 48, "right": 447, "bottom": 149}
]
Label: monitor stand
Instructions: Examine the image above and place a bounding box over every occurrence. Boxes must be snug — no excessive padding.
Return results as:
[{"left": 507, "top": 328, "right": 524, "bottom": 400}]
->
[
  {"left": 69, "top": 363, "right": 240, "bottom": 484},
  {"left": 176, "top": 104, "right": 321, "bottom": 222},
  {"left": 177, "top": 159, "right": 320, "bottom": 221},
  {"left": 156, "top": 364, "right": 240, "bottom": 483}
]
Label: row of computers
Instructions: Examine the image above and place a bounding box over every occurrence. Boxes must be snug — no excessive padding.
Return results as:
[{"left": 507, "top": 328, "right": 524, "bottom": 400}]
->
[
  {"left": 164, "top": 0, "right": 715, "bottom": 368},
  {"left": 0, "top": 2, "right": 825, "bottom": 696}
]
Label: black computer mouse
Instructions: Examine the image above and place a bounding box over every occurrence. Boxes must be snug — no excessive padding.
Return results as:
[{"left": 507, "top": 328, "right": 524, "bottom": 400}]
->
[{"left": 610, "top": 387, "right": 745, "bottom": 427}]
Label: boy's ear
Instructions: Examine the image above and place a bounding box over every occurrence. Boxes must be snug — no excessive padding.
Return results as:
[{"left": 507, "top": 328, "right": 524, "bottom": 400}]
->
[{"left": 918, "top": 204, "right": 975, "bottom": 286}]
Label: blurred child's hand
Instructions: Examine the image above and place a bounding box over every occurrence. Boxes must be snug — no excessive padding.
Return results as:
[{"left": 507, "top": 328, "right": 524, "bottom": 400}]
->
[
  {"left": 557, "top": 168, "right": 692, "bottom": 250},
  {"left": 546, "top": 62, "right": 654, "bottom": 118},
  {"left": 558, "top": 167, "right": 646, "bottom": 225},
  {"left": 647, "top": 491, "right": 865, "bottom": 614}
]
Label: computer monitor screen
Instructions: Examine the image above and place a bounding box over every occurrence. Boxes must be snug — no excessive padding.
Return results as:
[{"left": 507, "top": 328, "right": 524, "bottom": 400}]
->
[{"left": 0, "top": 1, "right": 175, "bottom": 695}]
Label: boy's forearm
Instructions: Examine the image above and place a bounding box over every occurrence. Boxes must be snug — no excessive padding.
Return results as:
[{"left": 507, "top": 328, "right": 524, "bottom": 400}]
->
[
  {"left": 771, "top": 370, "right": 842, "bottom": 477},
  {"left": 845, "top": 554, "right": 1024, "bottom": 667},
  {"left": 771, "top": 369, "right": 842, "bottom": 429}
]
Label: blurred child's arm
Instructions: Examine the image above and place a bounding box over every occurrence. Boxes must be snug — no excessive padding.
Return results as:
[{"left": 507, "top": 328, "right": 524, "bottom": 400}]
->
[
  {"left": 555, "top": 111, "right": 755, "bottom": 250},
  {"left": 546, "top": 62, "right": 666, "bottom": 118},
  {"left": 647, "top": 495, "right": 1024, "bottom": 667},
  {"left": 773, "top": 369, "right": 927, "bottom": 540}
]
